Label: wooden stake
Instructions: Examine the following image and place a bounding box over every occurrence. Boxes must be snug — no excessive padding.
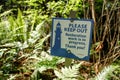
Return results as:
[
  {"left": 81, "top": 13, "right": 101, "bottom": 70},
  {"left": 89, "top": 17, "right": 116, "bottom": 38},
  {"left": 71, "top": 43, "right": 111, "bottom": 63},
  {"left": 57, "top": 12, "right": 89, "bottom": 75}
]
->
[
  {"left": 65, "top": 10, "right": 77, "bottom": 67},
  {"left": 65, "top": 58, "right": 72, "bottom": 67}
]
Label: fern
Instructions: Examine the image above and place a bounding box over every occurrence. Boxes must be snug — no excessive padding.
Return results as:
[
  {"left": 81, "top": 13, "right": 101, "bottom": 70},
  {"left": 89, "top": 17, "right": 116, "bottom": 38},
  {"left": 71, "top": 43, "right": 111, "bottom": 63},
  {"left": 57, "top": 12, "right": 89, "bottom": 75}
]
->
[
  {"left": 0, "top": 10, "right": 12, "bottom": 17},
  {"left": 94, "top": 65, "right": 119, "bottom": 80},
  {"left": 54, "top": 63, "right": 83, "bottom": 80},
  {"left": 30, "top": 67, "right": 46, "bottom": 80},
  {"left": 8, "top": 75, "right": 17, "bottom": 80}
]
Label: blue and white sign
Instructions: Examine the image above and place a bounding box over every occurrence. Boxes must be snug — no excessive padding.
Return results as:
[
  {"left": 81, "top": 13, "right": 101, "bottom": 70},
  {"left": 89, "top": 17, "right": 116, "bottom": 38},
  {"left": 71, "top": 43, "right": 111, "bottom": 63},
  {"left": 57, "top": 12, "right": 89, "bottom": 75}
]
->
[{"left": 51, "top": 18, "right": 93, "bottom": 60}]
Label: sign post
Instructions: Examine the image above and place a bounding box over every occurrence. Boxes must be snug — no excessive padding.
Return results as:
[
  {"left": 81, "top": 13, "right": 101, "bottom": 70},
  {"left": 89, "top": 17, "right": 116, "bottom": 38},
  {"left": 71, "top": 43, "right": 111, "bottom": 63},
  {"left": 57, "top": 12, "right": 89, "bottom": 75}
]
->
[
  {"left": 65, "top": 11, "right": 77, "bottom": 67},
  {"left": 51, "top": 11, "right": 93, "bottom": 67}
]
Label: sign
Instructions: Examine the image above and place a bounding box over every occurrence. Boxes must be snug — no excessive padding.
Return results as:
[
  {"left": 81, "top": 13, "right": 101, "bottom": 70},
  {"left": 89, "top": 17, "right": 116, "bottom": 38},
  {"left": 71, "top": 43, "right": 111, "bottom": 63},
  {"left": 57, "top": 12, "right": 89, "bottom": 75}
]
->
[{"left": 51, "top": 18, "right": 93, "bottom": 60}]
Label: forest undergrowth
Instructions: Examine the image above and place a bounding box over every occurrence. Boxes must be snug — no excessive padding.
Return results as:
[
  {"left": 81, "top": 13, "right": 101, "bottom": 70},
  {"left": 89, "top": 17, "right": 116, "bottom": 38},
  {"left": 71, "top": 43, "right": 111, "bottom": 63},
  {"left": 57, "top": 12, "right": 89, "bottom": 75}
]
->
[{"left": 0, "top": 0, "right": 120, "bottom": 80}]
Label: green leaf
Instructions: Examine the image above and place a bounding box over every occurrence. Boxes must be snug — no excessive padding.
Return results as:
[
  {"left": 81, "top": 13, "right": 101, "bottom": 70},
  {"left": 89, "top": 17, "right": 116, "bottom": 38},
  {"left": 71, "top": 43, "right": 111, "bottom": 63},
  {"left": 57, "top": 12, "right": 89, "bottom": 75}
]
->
[
  {"left": 0, "top": 10, "right": 12, "bottom": 17},
  {"left": 94, "top": 65, "right": 119, "bottom": 80}
]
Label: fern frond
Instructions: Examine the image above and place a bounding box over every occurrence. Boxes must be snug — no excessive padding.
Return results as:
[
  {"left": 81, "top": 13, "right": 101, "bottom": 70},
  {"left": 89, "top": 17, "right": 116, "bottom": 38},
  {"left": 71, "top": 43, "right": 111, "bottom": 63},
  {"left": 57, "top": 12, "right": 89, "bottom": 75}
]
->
[
  {"left": 30, "top": 67, "right": 47, "bottom": 80},
  {"left": 54, "top": 62, "right": 82, "bottom": 80},
  {"left": 0, "top": 10, "right": 12, "bottom": 17},
  {"left": 95, "top": 65, "right": 119, "bottom": 80},
  {"left": 8, "top": 74, "right": 17, "bottom": 80}
]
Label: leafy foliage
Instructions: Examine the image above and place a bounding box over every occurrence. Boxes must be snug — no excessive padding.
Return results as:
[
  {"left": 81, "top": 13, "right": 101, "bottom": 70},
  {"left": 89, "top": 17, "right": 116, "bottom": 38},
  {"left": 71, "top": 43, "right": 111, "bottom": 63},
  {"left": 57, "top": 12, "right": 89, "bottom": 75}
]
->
[
  {"left": 94, "top": 65, "right": 119, "bottom": 80},
  {"left": 54, "top": 63, "right": 83, "bottom": 80},
  {"left": 0, "top": 0, "right": 120, "bottom": 80}
]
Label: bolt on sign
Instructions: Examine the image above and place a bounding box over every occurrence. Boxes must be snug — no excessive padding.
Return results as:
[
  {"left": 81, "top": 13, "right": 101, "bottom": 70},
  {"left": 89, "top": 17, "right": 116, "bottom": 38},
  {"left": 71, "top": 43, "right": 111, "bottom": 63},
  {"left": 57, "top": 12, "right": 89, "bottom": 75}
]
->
[{"left": 51, "top": 18, "right": 93, "bottom": 60}]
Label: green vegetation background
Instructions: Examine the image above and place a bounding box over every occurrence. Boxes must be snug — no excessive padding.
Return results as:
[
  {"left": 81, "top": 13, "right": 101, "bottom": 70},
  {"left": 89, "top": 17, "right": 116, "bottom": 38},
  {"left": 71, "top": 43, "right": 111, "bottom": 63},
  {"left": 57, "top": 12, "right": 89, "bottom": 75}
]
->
[{"left": 0, "top": 0, "right": 120, "bottom": 80}]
